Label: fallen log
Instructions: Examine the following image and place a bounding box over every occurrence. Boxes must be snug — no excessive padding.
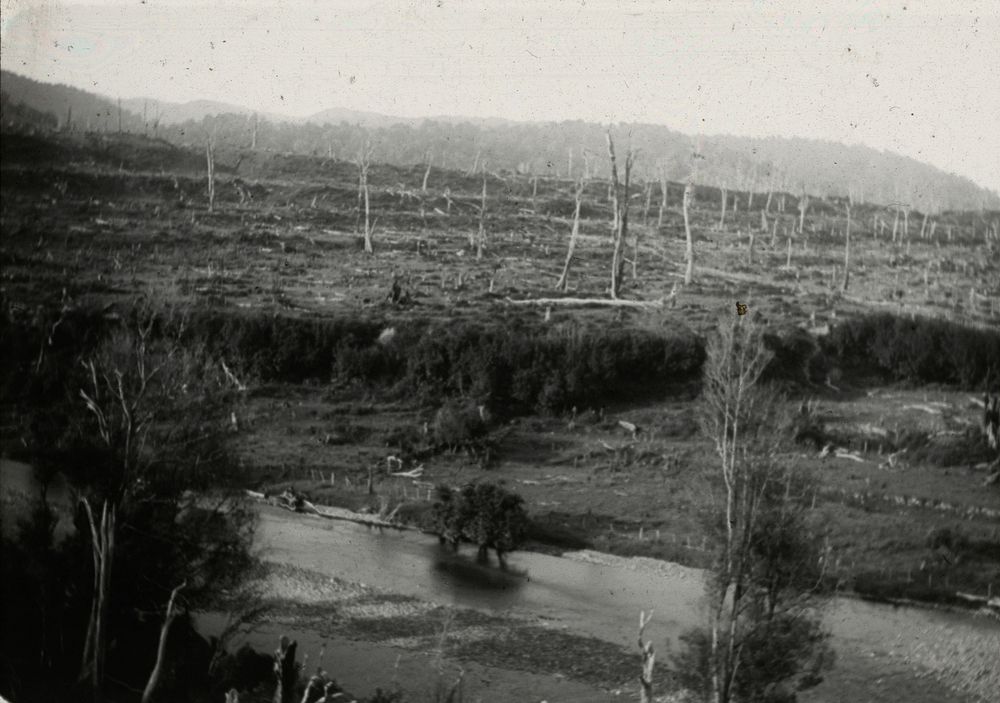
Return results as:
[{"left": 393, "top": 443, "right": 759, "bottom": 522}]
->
[{"left": 505, "top": 295, "right": 667, "bottom": 310}]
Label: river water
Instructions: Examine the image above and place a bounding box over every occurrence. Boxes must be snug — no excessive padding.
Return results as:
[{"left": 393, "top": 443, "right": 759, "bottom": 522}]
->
[
  {"left": 255, "top": 507, "right": 1000, "bottom": 653},
  {"left": 4, "top": 459, "right": 998, "bottom": 700}
]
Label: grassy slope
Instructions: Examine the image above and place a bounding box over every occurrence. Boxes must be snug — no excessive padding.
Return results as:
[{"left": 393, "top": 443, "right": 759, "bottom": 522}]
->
[{"left": 2, "top": 129, "right": 998, "bottom": 609}]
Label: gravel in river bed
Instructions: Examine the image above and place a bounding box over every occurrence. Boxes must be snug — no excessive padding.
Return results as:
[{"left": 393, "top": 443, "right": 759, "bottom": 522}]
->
[{"left": 248, "top": 562, "right": 659, "bottom": 692}]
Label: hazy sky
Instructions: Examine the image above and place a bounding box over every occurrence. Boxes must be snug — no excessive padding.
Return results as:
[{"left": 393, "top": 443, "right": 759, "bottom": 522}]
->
[{"left": 2, "top": 0, "right": 998, "bottom": 192}]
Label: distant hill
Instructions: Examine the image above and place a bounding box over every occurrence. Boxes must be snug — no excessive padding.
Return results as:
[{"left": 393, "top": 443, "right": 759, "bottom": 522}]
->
[
  {"left": 121, "top": 98, "right": 267, "bottom": 126},
  {"left": 1, "top": 70, "right": 141, "bottom": 133},
  {"left": 3, "top": 70, "right": 996, "bottom": 212}
]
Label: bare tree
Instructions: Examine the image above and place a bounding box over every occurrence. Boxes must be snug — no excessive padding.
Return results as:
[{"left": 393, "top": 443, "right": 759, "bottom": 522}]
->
[
  {"left": 643, "top": 181, "right": 653, "bottom": 226},
  {"left": 842, "top": 194, "right": 853, "bottom": 292},
  {"left": 657, "top": 171, "right": 668, "bottom": 229},
  {"left": 683, "top": 181, "right": 695, "bottom": 285},
  {"left": 78, "top": 497, "right": 115, "bottom": 702},
  {"left": 476, "top": 167, "right": 488, "bottom": 260},
  {"left": 687, "top": 316, "right": 830, "bottom": 703},
  {"left": 357, "top": 141, "right": 375, "bottom": 254},
  {"left": 797, "top": 190, "right": 810, "bottom": 234},
  {"left": 556, "top": 176, "right": 586, "bottom": 291},
  {"left": 638, "top": 610, "right": 656, "bottom": 703},
  {"left": 717, "top": 183, "right": 728, "bottom": 231},
  {"left": 73, "top": 312, "right": 252, "bottom": 702},
  {"left": 206, "top": 137, "right": 216, "bottom": 213},
  {"left": 273, "top": 636, "right": 298, "bottom": 703},
  {"left": 140, "top": 581, "right": 187, "bottom": 703},
  {"left": 422, "top": 150, "right": 433, "bottom": 192},
  {"left": 606, "top": 130, "right": 636, "bottom": 299}
]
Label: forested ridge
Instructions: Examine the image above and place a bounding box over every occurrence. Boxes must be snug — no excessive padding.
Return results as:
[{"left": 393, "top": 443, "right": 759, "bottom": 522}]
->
[{"left": 3, "top": 69, "right": 997, "bottom": 213}]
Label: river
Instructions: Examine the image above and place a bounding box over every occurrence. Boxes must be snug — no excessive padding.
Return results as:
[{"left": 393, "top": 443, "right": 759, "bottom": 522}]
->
[
  {"left": 4, "top": 459, "right": 998, "bottom": 700},
  {"left": 255, "top": 506, "right": 1000, "bottom": 652}
]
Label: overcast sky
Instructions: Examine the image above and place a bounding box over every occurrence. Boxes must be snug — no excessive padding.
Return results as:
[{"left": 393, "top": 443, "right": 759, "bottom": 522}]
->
[{"left": 2, "top": 0, "right": 998, "bottom": 192}]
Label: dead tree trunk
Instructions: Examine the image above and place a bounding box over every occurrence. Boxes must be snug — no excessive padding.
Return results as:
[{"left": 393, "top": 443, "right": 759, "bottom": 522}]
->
[
  {"left": 683, "top": 182, "right": 695, "bottom": 285},
  {"left": 80, "top": 498, "right": 115, "bottom": 703},
  {"left": 606, "top": 131, "right": 634, "bottom": 299},
  {"left": 919, "top": 211, "right": 928, "bottom": 240},
  {"left": 657, "top": 174, "right": 667, "bottom": 229},
  {"left": 891, "top": 205, "right": 900, "bottom": 244},
  {"left": 842, "top": 199, "right": 852, "bottom": 292},
  {"left": 422, "top": 154, "right": 432, "bottom": 192},
  {"left": 556, "top": 178, "right": 585, "bottom": 291},
  {"left": 141, "top": 581, "right": 187, "bottom": 703},
  {"left": 643, "top": 182, "right": 652, "bottom": 226},
  {"left": 747, "top": 229, "right": 755, "bottom": 265},
  {"left": 798, "top": 192, "right": 809, "bottom": 234},
  {"left": 206, "top": 140, "right": 216, "bottom": 213},
  {"left": 531, "top": 175, "right": 538, "bottom": 211},
  {"left": 117, "top": 97, "right": 122, "bottom": 134},
  {"left": 718, "top": 186, "right": 728, "bottom": 231},
  {"left": 251, "top": 113, "right": 259, "bottom": 151},
  {"left": 357, "top": 142, "right": 374, "bottom": 254},
  {"left": 770, "top": 217, "right": 779, "bottom": 247},
  {"left": 638, "top": 610, "right": 655, "bottom": 703},
  {"left": 476, "top": 168, "right": 488, "bottom": 260},
  {"left": 468, "top": 150, "right": 480, "bottom": 177},
  {"left": 786, "top": 235, "right": 793, "bottom": 268},
  {"left": 273, "top": 636, "right": 298, "bottom": 703}
]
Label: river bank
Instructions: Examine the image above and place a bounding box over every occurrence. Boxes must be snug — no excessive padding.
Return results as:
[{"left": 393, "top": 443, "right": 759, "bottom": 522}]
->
[{"left": 249, "top": 505, "right": 999, "bottom": 703}]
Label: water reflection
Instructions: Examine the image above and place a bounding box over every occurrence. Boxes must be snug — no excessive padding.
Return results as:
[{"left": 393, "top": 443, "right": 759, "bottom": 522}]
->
[{"left": 429, "top": 543, "right": 530, "bottom": 595}]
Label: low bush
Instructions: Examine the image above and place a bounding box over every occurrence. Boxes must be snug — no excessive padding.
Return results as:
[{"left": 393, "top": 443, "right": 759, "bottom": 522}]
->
[
  {"left": 823, "top": 313, "right": 1000, "bottom": 387},
  {"left": 431, "top": 401, "right": 489, "bottom": 451}
]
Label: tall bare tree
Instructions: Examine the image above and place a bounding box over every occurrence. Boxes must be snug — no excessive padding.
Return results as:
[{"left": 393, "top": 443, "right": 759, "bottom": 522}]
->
[
  {"left": 797, "top": 190, "right": 810, "bottom": 234},
  {"left": 606, "top": 130, "right": 636, "bottom": 299},
  {"left": 140, "top": 581, "right": 187, "bottom": 703},
  {"left": 357, "top": 141, "right": 375, "bottom": 254},
  {"left": 658, "top": 171, "right": 668, "bottom": 229},
  {"left": 717, "top": 183, "right": 728, "bottom": 231},
  {"left": 681, "top": 316, "right": 830, "bottom": 703},
  {"left": 556, "top": 176, "right": 586, "bottom": 291},
  {"left": 638, "top": 610, "right": 655, "bottom": 703},
  {"left": 422, "top": 150, "right": 433, "bottom": 192},
  {"left": 643, "top": 181, "right": 653, "bottom": 226},
  {"left": 476, "top": 167, "right": 488, "bottom": 260},
  {"left": 205, "top": 138, "right": 216, "bottom": 213},
  {"left": 683, "top": 181, "right": 695, "bottom": 285},
  {"left": 841, "top": 194, "right": 853, "bottom": 292}
]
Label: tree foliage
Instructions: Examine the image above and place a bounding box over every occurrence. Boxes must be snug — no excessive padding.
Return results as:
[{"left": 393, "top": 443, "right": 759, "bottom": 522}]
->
[
  {"left": 675, "top": 315, "right": 832, "bottom": 703},
  {"left": 430, "top": 482, "right": 529, "bottom": 563},
  {"left": 0, "top": 306, "right": 255, "bottom": 702}
]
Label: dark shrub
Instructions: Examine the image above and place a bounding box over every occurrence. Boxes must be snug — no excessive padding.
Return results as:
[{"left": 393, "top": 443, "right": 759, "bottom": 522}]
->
[
  {"left": 823, "top": 313, "right": 1000, "bottom": 387},
  {"left": 431, "top": 401, "right": 487, "bottom": 450}
]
